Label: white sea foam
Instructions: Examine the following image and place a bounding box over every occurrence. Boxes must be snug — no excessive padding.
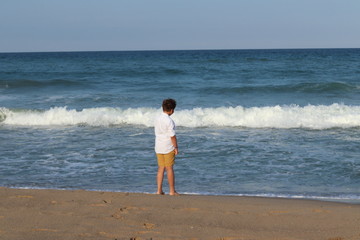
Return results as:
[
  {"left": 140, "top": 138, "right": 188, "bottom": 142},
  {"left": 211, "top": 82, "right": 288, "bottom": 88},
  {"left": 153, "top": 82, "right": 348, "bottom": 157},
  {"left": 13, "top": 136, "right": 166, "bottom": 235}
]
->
[
  {"left": 0, "top": 107, "right": 158, "bottom": 127},
  {"left": 1, "top": 103, "right": 360, "bottom": 129}
]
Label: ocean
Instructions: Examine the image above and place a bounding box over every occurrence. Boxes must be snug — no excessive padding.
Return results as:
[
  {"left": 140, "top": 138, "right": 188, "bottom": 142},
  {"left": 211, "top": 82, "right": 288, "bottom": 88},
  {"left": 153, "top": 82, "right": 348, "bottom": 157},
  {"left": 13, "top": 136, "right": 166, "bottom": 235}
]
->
[{"left": 1, "top": 49, "right": 360, "bottom": 203}]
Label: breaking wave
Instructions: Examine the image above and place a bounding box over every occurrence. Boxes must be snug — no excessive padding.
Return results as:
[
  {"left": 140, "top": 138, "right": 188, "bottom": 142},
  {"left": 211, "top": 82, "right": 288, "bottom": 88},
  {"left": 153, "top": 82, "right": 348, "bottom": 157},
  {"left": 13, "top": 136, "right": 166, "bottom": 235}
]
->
[{"left": 1, "top": 103, "right": 360, "bottom": 129}]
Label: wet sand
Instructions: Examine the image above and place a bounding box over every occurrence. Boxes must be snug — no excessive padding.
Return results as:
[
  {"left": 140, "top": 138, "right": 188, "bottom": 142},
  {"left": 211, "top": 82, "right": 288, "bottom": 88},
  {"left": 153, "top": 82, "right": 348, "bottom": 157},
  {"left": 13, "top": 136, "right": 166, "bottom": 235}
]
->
[{"left": 0, "top": 187, "right": 359, "bottom": 240}]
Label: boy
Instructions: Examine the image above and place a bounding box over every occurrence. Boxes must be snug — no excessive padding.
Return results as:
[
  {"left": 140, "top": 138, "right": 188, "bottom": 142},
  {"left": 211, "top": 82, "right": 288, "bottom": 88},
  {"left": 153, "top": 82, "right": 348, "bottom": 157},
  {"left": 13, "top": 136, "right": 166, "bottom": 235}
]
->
[{"left": 154, "top": 99, "right": 179, "bottom": 195}]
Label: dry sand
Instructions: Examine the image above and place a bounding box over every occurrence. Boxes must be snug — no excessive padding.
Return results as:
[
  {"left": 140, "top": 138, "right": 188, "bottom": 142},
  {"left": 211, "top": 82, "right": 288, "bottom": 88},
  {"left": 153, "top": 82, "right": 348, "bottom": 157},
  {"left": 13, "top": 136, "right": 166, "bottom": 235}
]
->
[{"left": 0, "top": 187, "right": 359, "bottom": 240}]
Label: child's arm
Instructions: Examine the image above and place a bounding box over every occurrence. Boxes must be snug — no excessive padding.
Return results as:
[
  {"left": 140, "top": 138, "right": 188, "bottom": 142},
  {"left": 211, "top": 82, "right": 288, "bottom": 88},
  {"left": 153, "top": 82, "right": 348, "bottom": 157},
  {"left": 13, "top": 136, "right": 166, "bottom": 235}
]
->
[{"left": 171, "top": 135, "right": 178, "bottom": 155}]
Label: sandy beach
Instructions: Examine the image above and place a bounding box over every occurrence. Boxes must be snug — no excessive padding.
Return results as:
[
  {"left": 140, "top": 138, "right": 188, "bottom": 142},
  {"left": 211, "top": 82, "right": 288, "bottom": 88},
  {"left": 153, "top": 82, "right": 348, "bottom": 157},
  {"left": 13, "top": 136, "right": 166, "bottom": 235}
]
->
[{"left": 0, "top": 187, "right": 359, "bottom": 240}]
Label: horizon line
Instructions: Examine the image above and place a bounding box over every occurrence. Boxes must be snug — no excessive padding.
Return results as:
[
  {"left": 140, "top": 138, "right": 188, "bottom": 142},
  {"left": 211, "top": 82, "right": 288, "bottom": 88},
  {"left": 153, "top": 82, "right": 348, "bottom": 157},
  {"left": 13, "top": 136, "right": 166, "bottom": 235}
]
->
[{"left": 1, "top": 47, "right": 359, "bottom": 54}]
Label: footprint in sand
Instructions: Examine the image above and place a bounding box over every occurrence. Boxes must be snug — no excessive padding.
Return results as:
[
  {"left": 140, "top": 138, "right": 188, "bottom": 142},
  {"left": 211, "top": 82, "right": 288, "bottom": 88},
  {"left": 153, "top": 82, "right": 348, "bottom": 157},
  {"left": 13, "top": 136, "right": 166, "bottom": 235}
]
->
[
  {"left": 111, "top": 212, "right": 123, "bottom": 220},
  {"left": 111, "top": 206, "right": 150, "bottom": 221},
  {"left": 111, "top": 207, "right": 129, "bottom": 219},
  {"left": 143, "top": 223, "right": 155, "bottom": 229}
]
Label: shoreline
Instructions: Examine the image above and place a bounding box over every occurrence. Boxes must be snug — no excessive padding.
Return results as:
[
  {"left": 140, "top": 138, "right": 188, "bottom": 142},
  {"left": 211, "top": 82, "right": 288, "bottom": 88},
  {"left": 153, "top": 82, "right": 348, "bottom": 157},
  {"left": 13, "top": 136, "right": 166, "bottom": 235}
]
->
[
  {"left": 1, "top": 187, "right": 360, "bottom": 240},
  {"left": 5, "top": 186, "right": 360, "bottom": 205}
]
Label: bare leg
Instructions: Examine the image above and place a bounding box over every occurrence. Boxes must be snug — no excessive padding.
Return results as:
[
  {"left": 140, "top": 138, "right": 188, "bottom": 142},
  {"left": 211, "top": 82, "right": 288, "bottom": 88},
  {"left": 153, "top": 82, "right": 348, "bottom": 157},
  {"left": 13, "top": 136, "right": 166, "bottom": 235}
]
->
[
  {"left": 165, "top": 166, "right": 178, "bottom": 195},
  {"left": 156, "top": 166, "right": 165, "bottom": 194}
]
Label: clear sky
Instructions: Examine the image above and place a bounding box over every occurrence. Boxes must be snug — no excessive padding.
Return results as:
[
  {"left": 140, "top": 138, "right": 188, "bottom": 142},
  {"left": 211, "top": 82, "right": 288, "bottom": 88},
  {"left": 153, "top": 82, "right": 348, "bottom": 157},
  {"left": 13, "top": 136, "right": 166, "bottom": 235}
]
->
[{"left": 1, "top": 0, "right": 359, "bottom": 52}]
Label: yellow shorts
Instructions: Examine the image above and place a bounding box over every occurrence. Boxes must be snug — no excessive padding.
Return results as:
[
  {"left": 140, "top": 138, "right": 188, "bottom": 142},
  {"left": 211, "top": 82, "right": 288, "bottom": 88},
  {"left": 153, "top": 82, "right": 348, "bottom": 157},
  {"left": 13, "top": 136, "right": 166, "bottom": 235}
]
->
[{"left": 156, "top": 150, "right": 175, "bottom": 167}]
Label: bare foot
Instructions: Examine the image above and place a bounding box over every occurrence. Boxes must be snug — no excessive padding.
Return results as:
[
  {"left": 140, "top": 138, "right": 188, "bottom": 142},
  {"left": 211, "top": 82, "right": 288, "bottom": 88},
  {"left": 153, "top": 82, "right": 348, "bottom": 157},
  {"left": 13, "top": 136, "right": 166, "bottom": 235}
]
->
[
  {"left": 156, "top": 191, "right": 165, "bottom": 195},
  {"left": 169, "top": 192, "right": 180, "bottom": 196}
]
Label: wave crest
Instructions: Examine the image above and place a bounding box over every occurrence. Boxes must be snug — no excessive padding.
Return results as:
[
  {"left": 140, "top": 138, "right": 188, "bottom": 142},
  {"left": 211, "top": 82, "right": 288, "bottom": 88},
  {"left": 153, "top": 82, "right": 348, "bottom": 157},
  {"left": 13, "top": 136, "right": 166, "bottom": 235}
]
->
[{"left": 1, "top": 104, "right": 360, "bottom": 129}]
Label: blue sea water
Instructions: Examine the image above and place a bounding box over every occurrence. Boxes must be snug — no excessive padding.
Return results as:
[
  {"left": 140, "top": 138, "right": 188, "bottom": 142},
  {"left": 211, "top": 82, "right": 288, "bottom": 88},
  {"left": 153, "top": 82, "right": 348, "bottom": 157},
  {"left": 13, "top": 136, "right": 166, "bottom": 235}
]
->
[{"left": 1, "top": 49, "right": 360, "bottom": 203}]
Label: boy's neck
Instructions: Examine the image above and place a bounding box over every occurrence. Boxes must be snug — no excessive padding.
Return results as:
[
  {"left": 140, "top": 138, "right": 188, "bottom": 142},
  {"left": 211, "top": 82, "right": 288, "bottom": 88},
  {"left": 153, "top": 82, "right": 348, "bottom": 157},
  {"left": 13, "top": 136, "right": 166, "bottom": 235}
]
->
[{"left": 163, "top": 109, "right": 174, "bottom": 116}]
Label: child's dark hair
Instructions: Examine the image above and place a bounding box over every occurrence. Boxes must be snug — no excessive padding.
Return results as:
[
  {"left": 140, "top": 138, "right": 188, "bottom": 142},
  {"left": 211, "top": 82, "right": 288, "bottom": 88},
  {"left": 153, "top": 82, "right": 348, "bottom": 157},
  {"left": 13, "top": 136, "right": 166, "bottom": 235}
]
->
[{"left": 162, "top": 99, "right": 177, "bottom": 112}]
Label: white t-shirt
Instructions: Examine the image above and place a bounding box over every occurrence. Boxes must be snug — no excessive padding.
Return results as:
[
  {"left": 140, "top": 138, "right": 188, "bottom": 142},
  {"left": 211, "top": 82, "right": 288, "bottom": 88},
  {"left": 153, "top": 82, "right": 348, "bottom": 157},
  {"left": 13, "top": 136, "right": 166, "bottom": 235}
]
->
[{"left": 154, "top": 112, "right": 176, "bottom": 154}]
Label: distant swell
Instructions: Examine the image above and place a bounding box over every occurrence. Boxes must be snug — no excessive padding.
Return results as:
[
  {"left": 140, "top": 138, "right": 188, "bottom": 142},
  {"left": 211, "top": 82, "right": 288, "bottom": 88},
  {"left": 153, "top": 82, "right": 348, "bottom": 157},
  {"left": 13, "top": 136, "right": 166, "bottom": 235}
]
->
[
  {"left": 1, "top": 104, "right": 360, "bottom": 129},
  {"left": 202, "top": 82, "right": 359, "bottom": 94},
  {"left": 0, "top": 79, "right": 83, "bottom": 89}
]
